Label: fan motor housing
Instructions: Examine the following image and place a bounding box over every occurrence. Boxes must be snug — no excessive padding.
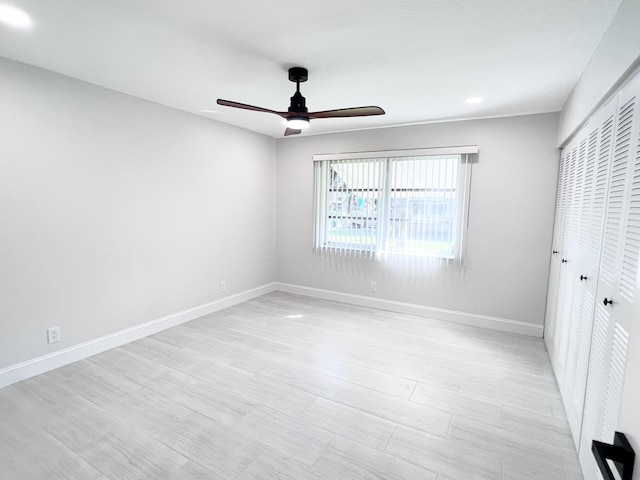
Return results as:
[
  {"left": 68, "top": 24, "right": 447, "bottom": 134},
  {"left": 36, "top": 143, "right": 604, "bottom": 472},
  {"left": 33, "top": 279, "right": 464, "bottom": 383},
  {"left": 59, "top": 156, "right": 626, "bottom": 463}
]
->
[{"left": 289, "top": 91, "right": 307, "bottom": 113}]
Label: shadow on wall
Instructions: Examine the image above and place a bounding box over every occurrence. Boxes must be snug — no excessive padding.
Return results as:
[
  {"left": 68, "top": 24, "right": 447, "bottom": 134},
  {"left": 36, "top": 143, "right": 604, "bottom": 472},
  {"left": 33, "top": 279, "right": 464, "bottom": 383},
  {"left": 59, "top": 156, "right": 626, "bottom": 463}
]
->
[{"left": 312, "top": 252, "right": 468, "bottom": 288}]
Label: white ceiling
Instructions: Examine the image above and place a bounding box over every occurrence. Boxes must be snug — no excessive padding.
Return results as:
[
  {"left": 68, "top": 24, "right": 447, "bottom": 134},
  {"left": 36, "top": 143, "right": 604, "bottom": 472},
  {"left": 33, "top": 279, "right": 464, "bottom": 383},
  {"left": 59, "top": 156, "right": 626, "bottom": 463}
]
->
[{"left": 0, "top": 0, "right": 623, "bottom": 138}]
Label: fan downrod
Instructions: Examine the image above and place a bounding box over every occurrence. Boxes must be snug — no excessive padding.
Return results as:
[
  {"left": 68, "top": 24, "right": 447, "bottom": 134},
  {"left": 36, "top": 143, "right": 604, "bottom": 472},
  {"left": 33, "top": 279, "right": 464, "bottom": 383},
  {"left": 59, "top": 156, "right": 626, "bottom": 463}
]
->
[{"left": 288, "top": 67, "right": 308, "bottom": 83}]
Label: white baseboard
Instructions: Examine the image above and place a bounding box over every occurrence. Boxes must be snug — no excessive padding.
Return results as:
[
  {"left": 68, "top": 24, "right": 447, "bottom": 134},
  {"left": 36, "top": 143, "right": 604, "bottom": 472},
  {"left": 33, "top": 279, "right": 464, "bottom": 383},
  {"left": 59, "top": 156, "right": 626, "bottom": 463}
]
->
[
  {"left": 0, "top": 283, "right": 277, "bottom": 389},
  {"left": 1, "top": 281, "right": 542, "bottom": 389},
  {"left": 274, "top": 282, "right": 544, "bottom": 338}
]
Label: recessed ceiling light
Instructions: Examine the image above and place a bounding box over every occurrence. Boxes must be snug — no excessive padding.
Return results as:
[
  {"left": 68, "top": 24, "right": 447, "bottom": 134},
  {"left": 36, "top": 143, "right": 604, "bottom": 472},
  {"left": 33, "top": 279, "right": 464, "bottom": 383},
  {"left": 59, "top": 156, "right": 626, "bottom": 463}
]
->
[
  {"left": 465, "top": 97, "right": 483, "bottom": 104},
  {"left": 199, "top": 109, "right": 218, "bottom": 114},
  {"left": 0, "top": 4, "right": 33, "bottom": 29}
]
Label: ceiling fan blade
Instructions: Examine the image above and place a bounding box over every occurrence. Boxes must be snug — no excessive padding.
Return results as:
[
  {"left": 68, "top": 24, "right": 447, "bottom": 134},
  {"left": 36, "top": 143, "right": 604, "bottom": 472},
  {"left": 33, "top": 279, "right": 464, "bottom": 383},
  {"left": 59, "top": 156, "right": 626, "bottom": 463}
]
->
[
  {"left": 308, "top": 106, "right": 385, "bottom": 119},
  {"left": 284, "top": 128, "right": 302, "bottom": 136},
  {"left": 217, "top": 99, "right": 286, "bottom": 117}
]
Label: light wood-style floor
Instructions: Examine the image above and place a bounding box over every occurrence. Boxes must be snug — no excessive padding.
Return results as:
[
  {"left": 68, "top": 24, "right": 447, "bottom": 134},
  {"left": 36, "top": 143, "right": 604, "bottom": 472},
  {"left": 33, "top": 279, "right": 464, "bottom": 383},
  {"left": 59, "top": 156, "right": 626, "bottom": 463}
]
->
[{"left": 0, "top": 292, "right": 583, "bottom": 479}]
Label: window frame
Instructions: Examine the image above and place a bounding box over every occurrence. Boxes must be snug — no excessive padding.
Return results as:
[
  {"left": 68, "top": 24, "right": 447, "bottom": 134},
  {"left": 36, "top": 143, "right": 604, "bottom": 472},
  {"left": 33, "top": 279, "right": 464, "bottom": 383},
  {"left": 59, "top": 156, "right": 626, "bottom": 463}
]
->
[{"left": 313, "top": 146, "right": 477, "bottom": 263}]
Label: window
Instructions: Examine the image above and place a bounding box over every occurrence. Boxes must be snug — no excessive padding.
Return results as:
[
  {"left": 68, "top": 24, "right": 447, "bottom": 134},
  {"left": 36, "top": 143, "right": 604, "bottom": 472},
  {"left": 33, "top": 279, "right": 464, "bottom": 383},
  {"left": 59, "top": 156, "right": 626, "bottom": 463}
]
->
[{"left": 313, "top": 147, "right": 476, "bottom": 262}]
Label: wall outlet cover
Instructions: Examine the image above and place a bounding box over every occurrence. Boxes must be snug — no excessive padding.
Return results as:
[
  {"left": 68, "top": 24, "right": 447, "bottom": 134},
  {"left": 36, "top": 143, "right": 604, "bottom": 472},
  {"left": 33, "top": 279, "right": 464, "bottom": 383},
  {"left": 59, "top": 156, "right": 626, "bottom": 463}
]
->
[{"left": 47, "top": 326, "right": 61, "bottom": 344}]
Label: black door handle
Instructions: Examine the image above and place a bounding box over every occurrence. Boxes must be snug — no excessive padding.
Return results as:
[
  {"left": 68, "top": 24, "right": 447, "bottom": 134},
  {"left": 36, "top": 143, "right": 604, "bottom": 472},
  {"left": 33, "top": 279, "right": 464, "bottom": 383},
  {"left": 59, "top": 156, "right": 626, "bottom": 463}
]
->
[
  {"left": 604, "top": 297, "right": 614, "bottom": 306},
  {"left": 580, "top": 275, "right": 588, "bottom": 281},
  {"left": 592, "top": 432, "right": 635, "bottom": 480},
  {"left": 552, "top": 250, "right": 559, "bottom": 254},
  {"left": 561, "top": 259, "right": 568, "bottom": 263}
]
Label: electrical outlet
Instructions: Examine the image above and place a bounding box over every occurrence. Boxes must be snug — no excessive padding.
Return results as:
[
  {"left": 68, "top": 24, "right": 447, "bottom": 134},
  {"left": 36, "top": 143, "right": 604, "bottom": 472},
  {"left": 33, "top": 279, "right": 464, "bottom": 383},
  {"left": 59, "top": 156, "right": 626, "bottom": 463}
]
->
[
  {"left": 220, "top": 280, "right": 226, "bottom": 292},
  {"left": 47, "top": 326, "right": 61, "bottom": 344},
  {"left": 370, "top": 281, "right": 377, "bottom": 292}
]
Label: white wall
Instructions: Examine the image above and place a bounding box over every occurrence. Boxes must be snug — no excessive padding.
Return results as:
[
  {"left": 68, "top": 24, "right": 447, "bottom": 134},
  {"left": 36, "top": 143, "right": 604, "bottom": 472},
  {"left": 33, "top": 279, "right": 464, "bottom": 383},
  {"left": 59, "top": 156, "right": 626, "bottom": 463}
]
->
[
  {"left": 0, "top": 58, "right": 276, "bottom": 369},
  {"left": 275, "top": 113, "right": 559, "bottom": 328},
  {"left": 558, "top": 0, "right": 640, "bottom": 145}
]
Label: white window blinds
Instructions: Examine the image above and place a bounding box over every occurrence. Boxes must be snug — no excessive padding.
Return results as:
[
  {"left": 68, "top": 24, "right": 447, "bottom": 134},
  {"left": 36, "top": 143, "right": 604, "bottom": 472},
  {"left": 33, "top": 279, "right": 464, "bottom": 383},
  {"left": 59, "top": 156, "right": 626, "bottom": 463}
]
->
[{"left": 313, "top": 146, "right": 476, "bottom": 263}]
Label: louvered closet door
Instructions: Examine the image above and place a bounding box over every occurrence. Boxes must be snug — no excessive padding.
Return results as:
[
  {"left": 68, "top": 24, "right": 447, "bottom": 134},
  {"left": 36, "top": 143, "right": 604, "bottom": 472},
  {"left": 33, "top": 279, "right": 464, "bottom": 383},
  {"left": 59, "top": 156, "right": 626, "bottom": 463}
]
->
[
  {"left": 579, "top": 73, "right": 640, "bottom": 480},
  {"left": 561, "top": 135, "right": 591, "bottom": 444},
  {"left": 553, "top": 144, "right": 580, "bottom": 390},
  {"left": 545, "top": 151, "right": 570, "bottom": 357},
  {"left": 562, "top": 101, "right": 616, "bottom": 448}
]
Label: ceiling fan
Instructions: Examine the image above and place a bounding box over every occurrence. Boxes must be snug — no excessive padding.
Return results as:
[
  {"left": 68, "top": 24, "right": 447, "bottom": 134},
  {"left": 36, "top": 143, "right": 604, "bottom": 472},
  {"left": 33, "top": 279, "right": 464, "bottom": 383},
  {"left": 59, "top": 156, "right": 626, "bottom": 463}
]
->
[{"left": 217, "top": 67, "right": 385, "bottom": 136}]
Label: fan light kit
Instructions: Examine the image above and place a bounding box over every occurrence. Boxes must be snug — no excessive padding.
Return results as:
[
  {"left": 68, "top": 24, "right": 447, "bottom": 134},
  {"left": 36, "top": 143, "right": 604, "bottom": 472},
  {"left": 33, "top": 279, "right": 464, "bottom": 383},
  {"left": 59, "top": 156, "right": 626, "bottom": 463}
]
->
[
  {"left": 287, "top": 117, "right": 310, "bottom": 130},
  {"left": 217, "top": 67, "right": 385, "bottom": 136}
]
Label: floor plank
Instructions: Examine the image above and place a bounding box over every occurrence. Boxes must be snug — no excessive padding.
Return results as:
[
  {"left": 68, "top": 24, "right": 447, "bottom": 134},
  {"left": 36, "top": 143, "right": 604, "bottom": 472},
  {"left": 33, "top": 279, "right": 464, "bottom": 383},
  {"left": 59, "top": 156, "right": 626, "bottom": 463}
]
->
[{"left": 0, "top": 292, "right": 582, "bottom": 479}]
